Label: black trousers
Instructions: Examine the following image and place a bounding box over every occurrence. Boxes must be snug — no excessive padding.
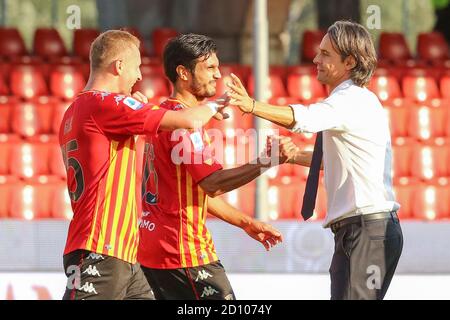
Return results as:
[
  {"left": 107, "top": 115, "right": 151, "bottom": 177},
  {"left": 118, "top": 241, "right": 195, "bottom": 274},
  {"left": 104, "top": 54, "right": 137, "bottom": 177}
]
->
[
  {"left": 62, "top": 250, "right": 154, "bottom": 300},
  {"left": 142, "top": 261, "right": 235, "bottom": 300},
  {"left": 329, "top": 212, "right": 403, "bottom": 300}
]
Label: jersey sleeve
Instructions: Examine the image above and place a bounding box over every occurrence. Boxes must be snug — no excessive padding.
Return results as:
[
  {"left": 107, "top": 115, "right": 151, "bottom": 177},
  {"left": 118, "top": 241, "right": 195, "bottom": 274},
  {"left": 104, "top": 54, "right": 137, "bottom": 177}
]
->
[
  {"left": 169, "top": 128, "right": 223, "bottom": 184},
  {"left": 92, "top": 94, "right": 167, "bottom": 137}
]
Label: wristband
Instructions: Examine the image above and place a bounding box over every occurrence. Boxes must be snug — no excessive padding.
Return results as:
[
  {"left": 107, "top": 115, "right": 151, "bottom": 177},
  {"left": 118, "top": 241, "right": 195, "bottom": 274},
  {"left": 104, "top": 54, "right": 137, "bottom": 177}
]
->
[{"left": 206, "top": 101, "right": 220, "bottom": 114}]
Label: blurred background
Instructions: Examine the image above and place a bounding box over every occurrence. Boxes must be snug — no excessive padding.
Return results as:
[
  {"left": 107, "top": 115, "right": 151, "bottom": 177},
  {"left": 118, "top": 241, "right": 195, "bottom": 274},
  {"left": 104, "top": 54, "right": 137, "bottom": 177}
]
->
[{"left": 0, "top": 0, "right": 450, "bottom": 299}]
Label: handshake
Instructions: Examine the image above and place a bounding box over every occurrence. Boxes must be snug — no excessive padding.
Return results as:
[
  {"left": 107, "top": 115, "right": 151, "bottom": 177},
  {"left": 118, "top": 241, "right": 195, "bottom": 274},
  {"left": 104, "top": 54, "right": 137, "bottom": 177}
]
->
[{"left": 260, "top": 135, "right": 300, "bottom": 166}]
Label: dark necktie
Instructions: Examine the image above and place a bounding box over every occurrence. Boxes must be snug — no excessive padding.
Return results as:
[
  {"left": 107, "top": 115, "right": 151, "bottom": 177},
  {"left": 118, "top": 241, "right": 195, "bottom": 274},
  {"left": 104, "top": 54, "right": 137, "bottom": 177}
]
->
[{"left": 301, "top": 131, "right": 323, "bottom": 220}]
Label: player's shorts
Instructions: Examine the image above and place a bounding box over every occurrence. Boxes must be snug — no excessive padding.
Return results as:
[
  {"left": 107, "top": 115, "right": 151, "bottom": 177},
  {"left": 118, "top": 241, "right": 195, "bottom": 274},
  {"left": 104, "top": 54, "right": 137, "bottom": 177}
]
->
[
  {"left": 141, "top": 260, "right": 235, "bottom": 300},
  {"left": 62, "top": 249, "right": 154, "bottom": 300}
]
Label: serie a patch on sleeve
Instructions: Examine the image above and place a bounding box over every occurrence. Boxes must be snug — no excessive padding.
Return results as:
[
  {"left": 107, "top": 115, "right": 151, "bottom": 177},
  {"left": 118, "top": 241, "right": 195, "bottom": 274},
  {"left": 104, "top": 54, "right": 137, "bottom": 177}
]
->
[
  {"left": 189, "top": 131, "right": 205, "bottom": 152},
  {"left": 123, "top": 97, "right": 144, "bottom": 110}
]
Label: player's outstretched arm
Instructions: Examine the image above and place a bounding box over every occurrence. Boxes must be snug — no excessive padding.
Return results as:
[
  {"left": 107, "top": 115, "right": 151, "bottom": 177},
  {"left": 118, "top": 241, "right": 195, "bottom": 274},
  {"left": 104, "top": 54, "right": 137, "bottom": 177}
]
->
[{"left": 207, "top": 197, "right": 283, "bottom": 251}]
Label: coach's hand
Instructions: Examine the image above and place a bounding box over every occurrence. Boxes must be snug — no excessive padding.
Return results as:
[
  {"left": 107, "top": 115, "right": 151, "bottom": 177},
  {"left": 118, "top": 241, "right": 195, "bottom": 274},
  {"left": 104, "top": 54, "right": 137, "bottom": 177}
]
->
[
  {"left": 243, "top": 220, "right": 283, "bottom": 251},
  {"left": 227, "top": 73, "right": 254, "bottom": 114},
  {"left": 132, "top": 91, "right": 149, "bottom": 104},
  {"left": 263, "top": 135, "right": 299, "bottom": 164},
  {"left": 212, "top": 93, "right": 231, "bottom": 120}
]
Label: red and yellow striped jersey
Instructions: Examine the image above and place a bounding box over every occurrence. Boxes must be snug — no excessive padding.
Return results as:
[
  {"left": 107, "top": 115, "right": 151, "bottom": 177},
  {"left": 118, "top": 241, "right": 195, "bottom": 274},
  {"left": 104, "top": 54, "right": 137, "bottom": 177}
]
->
[
  {"left": 60, "top": 91, "right": 167, "bottom": 264},
  {"left": 138, "top": 99, "right": 223, "bottom": 269}
]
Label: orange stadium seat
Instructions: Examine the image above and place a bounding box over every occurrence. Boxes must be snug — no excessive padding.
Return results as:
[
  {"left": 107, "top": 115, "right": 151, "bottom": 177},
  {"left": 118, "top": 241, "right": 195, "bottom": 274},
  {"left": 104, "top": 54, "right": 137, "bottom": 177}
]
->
[
  {"left": 393, "top": 177, "right": 417, "bottom": 220},
  {"left": 383, "top": 102, "right": 410, "bottom": 138},
  {"left": 267, "top": 177, "right": 304, "bottom": 220},
  {"left": 0, "top": 175, "right": 19, "bottom": 218},
  {"left": 410, "top": 140, "right": 449, "bottom": 181},
  {"left": 391, "top": 138, "right": 414, "bottom": 178},
  {"left": 11, "top": 99, "right": 54, "bottom": 137},
  {"left": 440, "top": 76, "right": 450, "bottom": 100},
  {"left": 0, "top": 28, "right": 27, "bottom": 59},
  {"left": 287, "top": 73, "right": 326, "bottom": 102},
  {"left": 73, "top": 28, "right": 100, "bottom": 60},
  {"left": 48, "top": 141, "right": 66, "bottom": 179},
  {"left": 0, "top": 73, "right": 9, "bottom": 95},
  {"left": 49, "top": 65, "right": 85, "bottom": 100},
  {"left": 9, "top": 176, "right": 60, "bottom": 219},
  {"left": 378, "top": 32, "right": 413, "bottom": 64},
  {"left": 9, "top": 136, "right": 51, "bottom": 179},
  {"left": 301, "top": 30, "right": 326, "bottom": 63},
  {"left": 402, "top": 76, "right": 440, "bottom": 102},
  {"left": 417, "top": 32, "right": 450, "bottom": 65},
  {"left": 369, "top": 75, "right": 402, "bottom": 102},
  {"left": 133, "top": 74, "right": 170, "bottom": 100},
  {"left": 247, "top": 73, "right": 287, "bottom": 99},
  {"left": 412, "top": 180, "right": 450, "bottom": 220},
  {"left": 10, "top": 65, "right": 49, "bottom": 99},
  {"left": 0, "top": 134, "right": 21, "bottom": 175},
  {"left": 151, "top": 27, "right": 179, "bottom": 58},
  {"left": 407, "top": 103, "right": 447, "bottom": 140},
  {"left": 219, "top": 181, "right": 256, "bottom": 217},
  {"left": 52, "top": 101, "right": 71, "bottom": 135},
  {"left": 0, "top": 96, "right": 18, "bottom": 133},
  {"left": 51, "top": 181, "right": 73, "bottom": 220},
  {"left": 33, "top": 28, "right": 68, "bottom": 60}
]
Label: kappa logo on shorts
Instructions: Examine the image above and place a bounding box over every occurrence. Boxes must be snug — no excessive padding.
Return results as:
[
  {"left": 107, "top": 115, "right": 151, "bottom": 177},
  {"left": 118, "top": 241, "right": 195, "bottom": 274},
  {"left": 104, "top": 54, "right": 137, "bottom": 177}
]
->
[
  {"left": 77, "top": 282, "right": 98, "bottom": 295},
  {"left": 83, "top": 265, "right": 101, "bottom": 277},
  {"left": 87, "top": 253, "right": 104, "bottom": 260},
  {"left": 195, "top": 269, "right": 213, "bottom": 282},
  {"left": 201, "top": 286, "right": 219, "bottom": 298}
]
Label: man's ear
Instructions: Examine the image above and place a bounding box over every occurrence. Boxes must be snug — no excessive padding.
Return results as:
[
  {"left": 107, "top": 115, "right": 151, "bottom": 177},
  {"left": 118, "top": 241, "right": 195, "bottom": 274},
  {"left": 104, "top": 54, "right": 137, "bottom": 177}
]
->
[
  {"left": 176, "top": 65, "right": 189, "bottom": 81},
  {"left": 345, "top": 55, "right": 357, "bottom": 71},
  {"left": 114, "top": 59, "right": 123, "bottom": 76}
]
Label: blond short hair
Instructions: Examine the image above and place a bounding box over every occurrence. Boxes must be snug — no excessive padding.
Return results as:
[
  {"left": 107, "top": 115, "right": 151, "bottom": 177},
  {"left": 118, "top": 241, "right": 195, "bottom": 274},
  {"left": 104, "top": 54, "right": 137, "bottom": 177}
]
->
[{"left": 89, "top": 30, "right": 140, "bottom": 71}]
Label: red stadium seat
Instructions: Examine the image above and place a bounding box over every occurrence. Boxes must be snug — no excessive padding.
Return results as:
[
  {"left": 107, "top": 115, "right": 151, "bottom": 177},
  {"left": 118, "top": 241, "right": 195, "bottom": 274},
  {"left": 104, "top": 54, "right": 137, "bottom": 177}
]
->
[
  {"left": 301, "top": 30, "right": 326, "bottom": 63},
  {"left": 412, "top": 180, "right": 450, "bottom": 220},
  {"left": 73, "top": 28, "right": 100, "bottom": 60},
  {"left": 267, "top": 177, "right": 303, "bottom": 220},
  {"left": 33, "top": 28, "right": 67, "bottom": 60},
  {"left": 440, "top": 76, "right": 450, "bottom": 100},
  {"left": 0, "top": 28, "right": 27, "bottom": 59},
  {"left": 48, "top": 141, "right": 66, "bottom": 179},
  {"left": 287, "top": 73, "right": 326, "bottom": 102},
  {"left": 393, "top": 177, "right": 417, "bottom": 219},
  {"left": 11, "top": 99, "right": 54, "bottom": 137},
  {"left": 132, "top": 74, "right": 170, "bottom": 99},
  {"left": 369, "top": 76, "right": 402, "bottom": 102},
  {"left": 383, "top": 102, "right": 410, "bottom": 138},
  {"left": 9, "top": 137, "right": 51, "bottom": 179},
  {"left": 417, "top": 32, "right": 450, "bottom": 64},
  {"left": 10, "top": 65, "right": 49, "bottom": 99},
  {"left": 0, "top": 175, "right": 19, "bottom": 218},
  {"left": 402, "top": 76, "right": 440, "bottom": 102},
  {"left": 151, "top": 28, "right": 179, "bottom": 58},
  {"left": 410, "top": 140, "right": 449, "bottom": 181},
  {"left": 49, "top": 65, "right": 85, "bottom": 100},
  {"left": 219, "top": 181, "right": 256, "bottom": 217},
  {"left": 9, "top": 176, "right": 59, "bottom": 219},
  {"left": 0, "top": 134, "right": 21, "bottom": 175},
  {"left": 52, "top": 101, "right": 71, "bottom": 134},
  {"left": 0, "top": 73, "right": 9, "bottom": 95},
  {"left": 407, "top": 104, "right": 447, "bottom": 140},
  {"left": 0, "top": 97, "right": 19, "bottom": 133},
  {"left": 248, "top": 73, "right": 287, "bottom": 99},
  {"left": 51, "top": 182, "right": 73, "bottom": 219},
  {"left": 378, "top": 32, "right": 413, "bottom": 63},
  {"left": 391, "top": 138, "right": 414, "bottom": 178}
]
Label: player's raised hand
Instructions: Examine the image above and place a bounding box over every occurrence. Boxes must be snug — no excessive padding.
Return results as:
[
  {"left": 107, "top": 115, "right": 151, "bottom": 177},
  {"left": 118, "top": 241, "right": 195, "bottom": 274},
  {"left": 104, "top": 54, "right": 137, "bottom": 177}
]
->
[
  {"left": 131, "top": 91, "right": 149, "bottom": 104},
  {"left": 243, "top": 220, "right": 283, "bottom": 251},
  {"left": 226, "top": 73, "right": 254, "bottom": 113}
]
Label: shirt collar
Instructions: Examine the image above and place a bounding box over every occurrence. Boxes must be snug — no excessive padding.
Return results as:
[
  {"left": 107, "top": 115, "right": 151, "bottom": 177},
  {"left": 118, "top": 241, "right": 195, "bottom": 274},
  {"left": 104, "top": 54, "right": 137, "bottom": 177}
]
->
[{"left": 330, "top": 79, "right": 354, "bottom": 95}]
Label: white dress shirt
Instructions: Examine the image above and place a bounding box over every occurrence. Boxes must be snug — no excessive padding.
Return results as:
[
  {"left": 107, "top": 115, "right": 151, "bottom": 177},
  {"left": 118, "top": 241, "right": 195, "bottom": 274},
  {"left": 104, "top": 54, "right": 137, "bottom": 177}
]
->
[{"left": 290, "top": 79, "right": 400, "bottom": 227}]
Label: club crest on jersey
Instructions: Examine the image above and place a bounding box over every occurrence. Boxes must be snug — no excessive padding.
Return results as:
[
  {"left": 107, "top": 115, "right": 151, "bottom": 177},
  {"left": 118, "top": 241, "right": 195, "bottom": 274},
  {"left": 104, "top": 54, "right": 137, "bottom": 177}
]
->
[
  {"left": 189, "top": 131, "right": 204, "bottom": 152},
  {"left": 123, "top": 97, "right": 144, "bottom": 110}
]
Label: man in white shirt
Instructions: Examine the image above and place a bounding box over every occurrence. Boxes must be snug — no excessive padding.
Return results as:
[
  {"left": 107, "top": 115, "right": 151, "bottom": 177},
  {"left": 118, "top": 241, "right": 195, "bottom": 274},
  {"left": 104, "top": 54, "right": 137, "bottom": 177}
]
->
[{"left": 228, "top": 20, "right": 403, "bottom": 300}]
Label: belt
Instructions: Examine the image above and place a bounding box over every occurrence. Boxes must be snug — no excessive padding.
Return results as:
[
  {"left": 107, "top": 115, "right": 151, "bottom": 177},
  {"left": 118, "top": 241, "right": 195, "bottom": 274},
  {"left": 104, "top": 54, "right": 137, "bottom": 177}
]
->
[{"left": 330, "top": 211, "right": 398, "bottom": 233}]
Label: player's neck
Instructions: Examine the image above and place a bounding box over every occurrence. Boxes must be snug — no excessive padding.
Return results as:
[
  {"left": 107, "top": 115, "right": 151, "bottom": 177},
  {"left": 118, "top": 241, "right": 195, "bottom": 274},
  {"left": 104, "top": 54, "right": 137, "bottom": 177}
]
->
[
  {"left": 171, "top": 89, "right": 205, "bottom": 108},
  {"left": 84, "top": 73, "right": 123, "bottom": 95}
]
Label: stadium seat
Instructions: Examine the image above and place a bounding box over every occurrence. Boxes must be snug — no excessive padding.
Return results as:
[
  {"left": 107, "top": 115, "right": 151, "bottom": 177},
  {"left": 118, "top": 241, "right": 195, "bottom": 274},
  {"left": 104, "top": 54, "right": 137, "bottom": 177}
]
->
[
  {"left": 440, "top": 76, "right": 450, "bottom": 100},
  {"left": 287, "top": 73, "right": 326, "bottom": 102},
  {"left": 33, "top": 28, "right": 67, "bottom": 60},
  {"left": 0, "top": 73, "right": 9, "bottom": 95},
  {"left": 48, "top": 141, "right": 66, "bottom": 179},
  {"left": 151, "top": 28, "right": 179, "bottom": 58},
  {"left": 11, "top": 99, "right": 54, "bottom": 137},
  {"left": 73, "top": 28, "right": 100, "bottom": 60},
  {"left": 402, "top": 76, "right": 440, "bottom": 102},
  {"left": 52, "top": 101, "right": 71, "bottom": 134},
  {"left": 0, "top": 96, "right": 19, "bottom": 133},
  {"left": 132, "top": 74, "right": 170, "bottom": 99},
  {"left": 49, "top": 65, "right": 85, "bottom": 100},
  {"left": 0, "top": 175, "right": 19, "bottom": 218},
  {"left": 10, "top": 65, "right": 49, "bottom": 99},
  {"left": 301, "top": 30, "right": 326, "bottom": 63},
  {"left": 383, "top": 102, "right": 410, "bottom": 138},
  {"left": 0, "top": 28, "right": 27, "bottom": 59},
  {"left": 369, "top": 76, "right": 402, "bottom": 102},
  {"left": 412, "top": 180, "right": 450, "bottom": 220},
  {"left": 378, "top": 32, "right": 413, "bottom": 64},
  {"left": 219, "top": 181, "right": 256, "bottom": 217},
  {"left": 51, "top": 182, "right": 73, "bottom": 220},
  {"left": 407, "top": 104, "right": 447, "bottom": 140},
  {"left": 391, "top": 138, "right": 414, "bottom": 178},
  {"left": 9, "top": 176, "right": 60, "bottom": 219},
  {"left": 247, "top": 73, "right": 287, "bottom": 100},
  {"left": 393, "top": 177, "right": 417, "bottom": 219},
  {"left": 9, "top": 136, "right": 51, "bottom": 179},
  {"left": 417, "top": 32, "right": 450, "bottom": 64},
  {"left": 267, "top": 177, "right": 304, "bottom": 220},
  {"left": 410, "top": 140, "right": 449, "bottom": 181},
  {"left": 0, "top": 134, "right": 21, "bottom": 175}
]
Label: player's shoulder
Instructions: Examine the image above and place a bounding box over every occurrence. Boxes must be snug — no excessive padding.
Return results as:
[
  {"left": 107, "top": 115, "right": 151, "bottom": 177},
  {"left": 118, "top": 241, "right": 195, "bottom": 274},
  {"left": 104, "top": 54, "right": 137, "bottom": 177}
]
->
[{"left": 160, "top": 98, "right": 185, "bottom": 111}]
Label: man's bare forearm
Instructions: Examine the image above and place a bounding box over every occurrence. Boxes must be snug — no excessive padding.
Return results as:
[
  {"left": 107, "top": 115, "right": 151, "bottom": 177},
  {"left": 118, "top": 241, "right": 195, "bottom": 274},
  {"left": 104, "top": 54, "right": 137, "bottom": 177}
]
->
[
  {"left": 207, "top": 196, "right": 252, "bottom": 229},
  {"left": 252, "top": 101, "right": 296, "bottom": 129},
  {"left": 290, "top": 150, "right": 323, "bottom": 169},
  {"left": 159, "top": 105, "right": 215, "bottom": 130}
]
